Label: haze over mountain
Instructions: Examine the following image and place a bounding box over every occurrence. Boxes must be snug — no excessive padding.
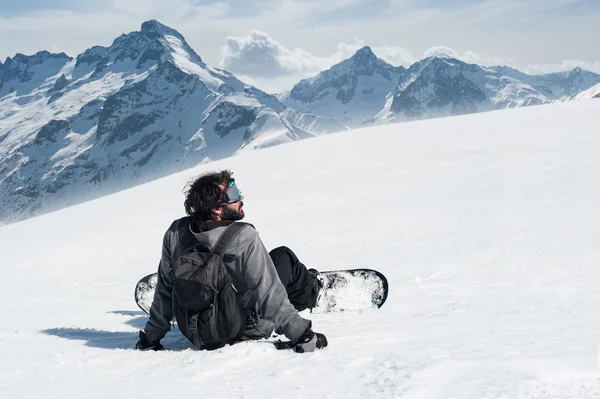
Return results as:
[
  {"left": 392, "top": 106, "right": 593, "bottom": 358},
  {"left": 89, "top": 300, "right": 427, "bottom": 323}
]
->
[{"left": 0, "top": 20, "right": 344, "bottom": 224}]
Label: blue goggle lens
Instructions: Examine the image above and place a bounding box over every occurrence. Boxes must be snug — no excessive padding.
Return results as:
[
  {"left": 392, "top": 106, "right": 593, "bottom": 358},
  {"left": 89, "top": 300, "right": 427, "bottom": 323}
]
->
[{"left": 222, "top": 179, "right": 242, "bottom": 204}]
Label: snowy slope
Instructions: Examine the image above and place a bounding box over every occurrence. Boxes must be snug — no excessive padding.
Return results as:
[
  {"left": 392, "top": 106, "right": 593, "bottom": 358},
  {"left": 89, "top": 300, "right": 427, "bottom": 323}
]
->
[
  {"left": 575, "top": 82, "right": 600, "bottom": 99},
  {"left": 1, "top": 100, "right": 600, "bottom": 398},
  {"left": 0, "top": 20, "right": 332, "bottom": 225}
]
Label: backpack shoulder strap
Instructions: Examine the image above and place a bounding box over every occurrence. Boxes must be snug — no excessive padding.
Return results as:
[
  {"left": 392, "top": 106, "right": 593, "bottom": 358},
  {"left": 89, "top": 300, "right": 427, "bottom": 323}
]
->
[{"left": 211, "top": 222, "right": 251, "bottom": 257}]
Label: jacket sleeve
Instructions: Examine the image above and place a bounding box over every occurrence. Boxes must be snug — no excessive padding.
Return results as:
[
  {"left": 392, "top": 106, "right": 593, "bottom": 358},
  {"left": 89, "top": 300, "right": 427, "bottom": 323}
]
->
[
  {"left": 241, "top": 234, "right": 311, "bottom": 344},
  {"left": 143, "top": 228, "right": 175, "bottom": 343}
]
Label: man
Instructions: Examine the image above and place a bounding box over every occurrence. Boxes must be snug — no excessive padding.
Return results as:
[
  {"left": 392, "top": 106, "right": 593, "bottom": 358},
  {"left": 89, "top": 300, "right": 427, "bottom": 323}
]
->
[{"left": 135, "top": 170, "right": 328, "bottom": 353}]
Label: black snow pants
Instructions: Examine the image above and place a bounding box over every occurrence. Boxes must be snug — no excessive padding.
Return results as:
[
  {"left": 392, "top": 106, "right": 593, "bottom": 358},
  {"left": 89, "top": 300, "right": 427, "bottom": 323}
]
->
[{"left": 269, "top": 246, "right": 319, "bottom": 311}]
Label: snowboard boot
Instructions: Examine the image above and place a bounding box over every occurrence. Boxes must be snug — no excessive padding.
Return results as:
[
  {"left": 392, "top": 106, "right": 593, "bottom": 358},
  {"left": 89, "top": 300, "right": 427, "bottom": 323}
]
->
[{"left": 308, "top": 268, "right": 325, "bottom": 311}]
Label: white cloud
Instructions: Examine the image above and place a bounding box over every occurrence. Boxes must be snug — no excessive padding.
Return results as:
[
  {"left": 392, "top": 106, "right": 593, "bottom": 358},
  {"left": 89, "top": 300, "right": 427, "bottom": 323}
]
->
[
  {"left": 372, "top": 46, "right": 416, "bottom": 67},
  {"left": 0, "top": 0, "right": 598, "bottom": 93},
  {"left": 424, "top": 45, "right": 463, "bottom": 60},
  {"left": 219, "top": 33, "right": 531, "bottom": 91},
  {"left": 219, "top": 30, "right": 418, "bottom": 91},
  {"left": 422, "top": 45, "right": 500, "bottom": 66},
  {"left": 425, "top": 45, "right": 482, "bottom": 63},
  {"left": 220, "top": 30, "right": 420, "bottom": 77},
  {"left": 220, "top": 30, "right": 324, "bottom": 76}
]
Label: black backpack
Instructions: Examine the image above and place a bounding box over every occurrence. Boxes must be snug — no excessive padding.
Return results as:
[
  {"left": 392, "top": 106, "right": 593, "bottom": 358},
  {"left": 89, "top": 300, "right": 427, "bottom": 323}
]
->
[{"left": 171, "top": 220, "right": 249, "bottom": 350}]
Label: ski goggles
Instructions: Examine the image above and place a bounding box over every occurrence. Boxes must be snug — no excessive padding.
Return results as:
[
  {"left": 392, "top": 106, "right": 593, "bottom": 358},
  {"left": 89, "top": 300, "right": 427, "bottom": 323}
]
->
[{"left": 221, "top": 178, "right": 242, "bottom": 204}]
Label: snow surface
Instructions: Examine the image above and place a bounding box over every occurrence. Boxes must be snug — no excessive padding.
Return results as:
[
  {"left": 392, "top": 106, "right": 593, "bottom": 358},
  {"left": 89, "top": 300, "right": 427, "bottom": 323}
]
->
[
  {"left": 162, "top": 34, "right": 224, "bottom": 91},
  {"left": 2, "top": 100, "right": 600, "bottom": 398},
  {"left": 576, "top": 82, "right": 600, "bottom": 100}
]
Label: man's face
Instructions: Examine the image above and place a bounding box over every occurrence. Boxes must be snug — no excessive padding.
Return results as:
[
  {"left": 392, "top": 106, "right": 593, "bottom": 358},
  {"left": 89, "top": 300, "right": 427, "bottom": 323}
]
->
[
  {"left": 220, "top": 199, "right": 244, "bottom": 221},
  {"left": 216, "top": 179, "right": 244, "bottom": 221}
]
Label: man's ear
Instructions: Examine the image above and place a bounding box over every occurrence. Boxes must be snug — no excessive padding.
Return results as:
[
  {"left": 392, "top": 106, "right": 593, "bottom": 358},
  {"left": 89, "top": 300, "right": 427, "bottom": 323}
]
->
[{"left": 212, "top": 207, "right": 222, "bottom": 218}]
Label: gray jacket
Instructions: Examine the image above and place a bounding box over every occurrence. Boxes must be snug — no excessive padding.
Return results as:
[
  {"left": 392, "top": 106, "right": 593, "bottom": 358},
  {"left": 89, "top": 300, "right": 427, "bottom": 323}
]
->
[{"left": 143, "top": 217, "right": 311, "bottom": 345}]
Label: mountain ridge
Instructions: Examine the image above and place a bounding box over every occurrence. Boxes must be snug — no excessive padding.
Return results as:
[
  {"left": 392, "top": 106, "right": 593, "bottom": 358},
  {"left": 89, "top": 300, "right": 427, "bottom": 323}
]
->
[{"left": 282, "top": 50, "right": 600, "bottom": 126}]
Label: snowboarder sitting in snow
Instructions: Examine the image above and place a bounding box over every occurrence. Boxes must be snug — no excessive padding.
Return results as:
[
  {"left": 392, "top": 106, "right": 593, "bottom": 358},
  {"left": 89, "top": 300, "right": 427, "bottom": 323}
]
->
[{"left": 135, "top": 170, "right": 328, "bottom": 353}]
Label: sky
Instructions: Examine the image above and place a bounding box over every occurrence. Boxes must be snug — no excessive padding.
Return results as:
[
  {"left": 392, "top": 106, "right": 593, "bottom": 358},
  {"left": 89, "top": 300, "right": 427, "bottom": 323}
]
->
[{"left": 0, "top": 0, "right": 599, "bottom": 92}]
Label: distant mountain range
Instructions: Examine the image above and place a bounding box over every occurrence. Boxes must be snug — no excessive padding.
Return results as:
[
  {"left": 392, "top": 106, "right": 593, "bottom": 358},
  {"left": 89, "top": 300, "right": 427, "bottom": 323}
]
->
[
  {"left": 280, "top": 46, "right": 600, "bottom": 127},
  {"left": 1, "top": 20, "right": 599, "bottom": 224}
]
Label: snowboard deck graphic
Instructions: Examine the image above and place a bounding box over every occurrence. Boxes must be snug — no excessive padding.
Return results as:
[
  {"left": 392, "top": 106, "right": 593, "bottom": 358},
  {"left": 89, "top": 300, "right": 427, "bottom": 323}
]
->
[{"left": 135, "top": 268, "right": 388, "bottom": 315}]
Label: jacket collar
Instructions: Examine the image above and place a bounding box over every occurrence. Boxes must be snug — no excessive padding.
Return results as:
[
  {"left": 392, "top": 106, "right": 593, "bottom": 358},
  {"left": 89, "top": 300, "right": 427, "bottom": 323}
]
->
[{"left": 191, "top": 219, "right": 235, "bottom": 233}]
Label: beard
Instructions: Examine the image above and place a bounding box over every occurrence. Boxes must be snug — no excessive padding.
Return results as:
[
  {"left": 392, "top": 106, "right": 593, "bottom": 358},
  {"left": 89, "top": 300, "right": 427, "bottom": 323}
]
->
[{"left": 220, "top": 201, "right": 245, "bottom": 221}]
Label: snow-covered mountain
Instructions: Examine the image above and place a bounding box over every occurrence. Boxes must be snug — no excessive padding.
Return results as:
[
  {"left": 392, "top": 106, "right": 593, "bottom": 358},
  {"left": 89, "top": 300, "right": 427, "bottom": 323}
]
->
[
  {"left": 0, "top": 20, "right": 343, "bottom": 224},
  {"left": 282, "top": 48, "right": 600, "bottom": 125},
  {"left": 535, "top": 67, "right": 600, "bottom": 98},
  {"left": 575, "top": 82, "right": 600, "bottom": 100},
  {"left": 384, "top": 59, "right": 600, "bottom": 122},
  {"left": 280, "top": 46, "right": 407, "bottom": 127},
  {"left": 3, "top": 23, "right": 599, "bottom": 225},
  {"left": 385, "top": 57, "right": 490, "bottom": 121}
]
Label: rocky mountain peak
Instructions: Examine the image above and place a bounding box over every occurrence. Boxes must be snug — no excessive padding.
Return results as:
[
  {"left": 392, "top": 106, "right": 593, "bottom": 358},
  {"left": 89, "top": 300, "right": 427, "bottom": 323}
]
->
[
  {"left": 349, "top": 46, "right": 378, "bottom": 64},
  {"left": 140, "top": 19, "right": 184, "bottom": 41},
  {"left": 75, "top": 19, "right": 202, "bottom": 70},
  {"left": 565, "top": 66, "right": 600, "bottom": 80},
  {"left": 390, "top": 55, "right": 486, "bottom": 119}
]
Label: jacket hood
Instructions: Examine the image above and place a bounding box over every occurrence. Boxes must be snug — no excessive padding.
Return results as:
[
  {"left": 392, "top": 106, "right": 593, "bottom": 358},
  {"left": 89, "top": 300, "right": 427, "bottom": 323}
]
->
[{"left": 192, "top": 219, "right": 235, "bottom": 233}]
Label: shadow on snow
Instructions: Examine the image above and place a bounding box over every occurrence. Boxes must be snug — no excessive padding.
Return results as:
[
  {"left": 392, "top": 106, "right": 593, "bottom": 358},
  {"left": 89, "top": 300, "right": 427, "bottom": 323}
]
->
[
  {"left": 41, "top": 310, "right": 193, "bottom": 350},
  {"left": 42, "top": 327, "right": 193, "bottom": 350}
]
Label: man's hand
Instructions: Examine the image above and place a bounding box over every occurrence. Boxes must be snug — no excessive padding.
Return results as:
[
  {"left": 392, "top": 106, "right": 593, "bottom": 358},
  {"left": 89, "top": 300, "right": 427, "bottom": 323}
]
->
[
  {"left": 293, "top": 328, "right": 328, "bottom": 353},
  {"left": 135, "top": 331, "right": 164, "bottom": 351}
]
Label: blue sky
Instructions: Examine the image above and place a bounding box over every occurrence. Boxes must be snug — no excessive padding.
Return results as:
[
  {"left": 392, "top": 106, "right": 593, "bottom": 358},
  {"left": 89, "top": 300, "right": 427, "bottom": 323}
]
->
[
  {"left": 4, "top": 0, "right": 598, "bottom": 19},
  {"left": 0, "top": 0, "right": 102, "bottom": 16},
  {"left": 1, "top": 0, "right": 599, "bottom": 92}
]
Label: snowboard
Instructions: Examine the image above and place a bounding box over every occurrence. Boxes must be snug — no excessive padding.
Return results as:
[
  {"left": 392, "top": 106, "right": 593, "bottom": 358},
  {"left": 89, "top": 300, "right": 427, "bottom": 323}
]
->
[{"left": 134, "top": 268, "right": 388, "bottom": 315}]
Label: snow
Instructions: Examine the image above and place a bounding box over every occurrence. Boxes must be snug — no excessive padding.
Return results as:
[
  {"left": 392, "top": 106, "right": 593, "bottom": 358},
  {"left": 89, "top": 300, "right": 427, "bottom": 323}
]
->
[
  {"left": 224, "top": 92, "right": 263, "bottom": 108},
  {"left": 0, "top": 55, "right": 71, "bottom": 98},
  {"left": 1, "top": 100, "right": 600, "bottom": 397},
  {"left": 236, "top": 108, "right": 299, "bottom": 152},
  {"left": 163, "top": 34, "right": 224, "bottom": 91},
  {"left": 280, "top": 108, "right": 348, "bottom": 135},
  {"left": 576, "top": 83, "right": 600, "bottom": 100},
  {"left": 0, "top": 64, "right": 150, "bottom": 157}
]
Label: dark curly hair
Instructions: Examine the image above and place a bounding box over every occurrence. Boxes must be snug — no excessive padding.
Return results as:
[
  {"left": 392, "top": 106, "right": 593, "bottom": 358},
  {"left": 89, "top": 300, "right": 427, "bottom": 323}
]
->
[{"left": 183, "top": 170, "right": 233, "bottom": 221}]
